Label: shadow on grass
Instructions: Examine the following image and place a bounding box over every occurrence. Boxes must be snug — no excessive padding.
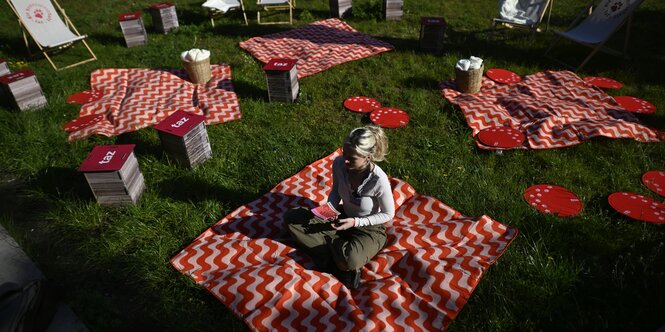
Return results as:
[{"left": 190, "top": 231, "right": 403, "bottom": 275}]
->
[
  {"left": 0, "top": 170, "right": 250, "bottom": 331},
  {"left": 154, "top": 173, "right": 256, "bottom": 206},
  {"left": 233, "top": 79, "right": 268, "bottom": 101},
  {"left": 88, "top": 32, "right": 126, "bottom": 49},
  {"left": 32, "top": 167, "right": 93, "bottom": 202},
  {"left": 0, "top": 36, "right": 32, "bottom": 59},
  {"left": 400, "top": 75, "right": 440, "bottom": 90}
]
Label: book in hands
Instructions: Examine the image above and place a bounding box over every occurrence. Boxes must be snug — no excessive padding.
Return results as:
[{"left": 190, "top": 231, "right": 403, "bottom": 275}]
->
[{"left": 311, "top": 202, "right": 341, "bottom": 220}]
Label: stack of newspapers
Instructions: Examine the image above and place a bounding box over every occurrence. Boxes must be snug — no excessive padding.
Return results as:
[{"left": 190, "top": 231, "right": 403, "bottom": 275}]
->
[
  {"left": 155, "top": 110, "right": 213, "bottom": 168},
  {"left": 329, "top": 0, "right": 352, "bottom": 18},
  {"left": 118, "top": 12, "right": 148, "bottom": 47},
  {"left": 383, "top": 0, "right": 403, "bottom": 20},
  {"left": 79, "top": 145, "right": 145, "bottom": 207},
  {"left": 263, "top": 58, "right": 299, "bottom": 103},
  {"left": 419, "top": 17, "right": 447, "bottom": 54},
  {"left": 0, "top": 69, "right": 48, "bottom": 111},
  {"left": 150, "top": 2, "right": 179, "bottom": 34},
  {"left": 0, "top": 58, "right": 9, "bottom": 76}
]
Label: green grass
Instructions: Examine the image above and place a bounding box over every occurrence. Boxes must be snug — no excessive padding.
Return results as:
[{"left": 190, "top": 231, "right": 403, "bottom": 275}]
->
[{"left": 1, "top": 0, "right": 664, "bottom": 330}]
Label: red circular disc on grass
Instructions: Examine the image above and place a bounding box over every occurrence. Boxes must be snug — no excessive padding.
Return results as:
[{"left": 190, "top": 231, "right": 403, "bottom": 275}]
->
[
  {"left": 524, "top": 184, "right": 583, "bottom": 217},
  {"left": 370, "top": 108, "right": 409, "bottom": 128},
  {"left": 63, "top": 114, "right": 105, "bottom": 132},
  {"left": 477, "top": 126, "right": 525, "bottom": 148},
  {"left": 583, "top": 76, "right": 623, "bottom": 89},
  {"left": 614, "top": 96, "right": 656, "bottom": 114},
  {"left": 66, "top": 90, "right": 103, "bottom": 105},
  {"left": 642, "top": 171, "right": 665, "bottom": 197},
  {"left": 486, "top": 68, "right": 521, "bottom": 84},
  {"left": 608, "top": 192, "right": 665, "bottom": 224},
  {"left": 343, "top": 96, "right": 381, "bottom": 113}
]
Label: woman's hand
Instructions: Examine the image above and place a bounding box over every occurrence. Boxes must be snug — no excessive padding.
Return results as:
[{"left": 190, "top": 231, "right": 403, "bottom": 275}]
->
[{"left": 331, "top": 218, "right": 355, "bottom": 231}]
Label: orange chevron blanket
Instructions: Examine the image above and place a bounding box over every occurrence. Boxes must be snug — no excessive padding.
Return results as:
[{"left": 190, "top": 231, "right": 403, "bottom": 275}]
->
[
  {"left": 66, "top": 65, "right": 241, "bottom": 141},
  {"left": 239, "top": 18, "right": 394, "bottom": 78},
  {"left": 170, "top": 150, "right": 517, "bottom": 331},
  {"left": 440, "top": 70, "right": 664, "bottom": 149}
]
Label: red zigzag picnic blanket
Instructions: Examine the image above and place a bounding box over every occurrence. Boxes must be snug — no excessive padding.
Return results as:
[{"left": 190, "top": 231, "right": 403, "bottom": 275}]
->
[
  {"left": 67, "top": 65, "right": 241, "bottom": 141},
  {"left": 239, "top": 18, "right": 394, "bottom": 78},
  {"left": 170, "top": 150, "right": 517, "bottom": 331},
  {"left": 440, "top": 70, "right": 664, "bottom": 149}
]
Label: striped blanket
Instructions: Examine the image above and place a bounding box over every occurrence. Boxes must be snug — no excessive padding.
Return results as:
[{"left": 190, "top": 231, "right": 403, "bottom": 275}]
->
[
  {"left": 66, "top": 65, "right": 240, "bottom": 141},
  {"left": 170, "top": 150, "right": 517, "bottom": 331},
  {"left": 239, "top": 18, "right": 394, "bottom": 78},
  {"left": 440, "top": 70, "right": 664, "bottom": 149}
]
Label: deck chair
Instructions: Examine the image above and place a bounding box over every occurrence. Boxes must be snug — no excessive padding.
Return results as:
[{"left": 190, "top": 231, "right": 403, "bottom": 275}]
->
[
  {"left": 203, "top": 0, "right": 248, "bottom": 27},
  {"left": 544, "top": 0, "right": 645, "bottom": 71},
  {"left": 257, "top": 0, "right": 295, "bottom": 25},
  {"left": 5, "top": 0, "right": 96, "bottom": 71},
  {"left": 493, "top": 0, "right": 553, "bottom": 32}
]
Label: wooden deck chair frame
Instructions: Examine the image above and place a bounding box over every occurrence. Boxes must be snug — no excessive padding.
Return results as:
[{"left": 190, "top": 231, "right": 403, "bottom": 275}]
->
[
  {"left": 492, "top": 0, "right": 554, "bottom": 33},
  {"left": 544, "top": 0, "right": 644, "bottom": 72},
  {"left": 257, "top": 0, "right": 295, "bottom": 25},
  {"left": 5, "top": 0, "right": 96, "bottom": 71},
  {"left": 206, "top": 0, "right": 248, "bottom": 27}
]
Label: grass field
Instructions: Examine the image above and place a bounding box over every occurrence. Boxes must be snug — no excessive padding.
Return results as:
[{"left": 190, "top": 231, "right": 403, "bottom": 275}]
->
[{"left": 1, "top": 0, "right": 664, "bottom": 330}]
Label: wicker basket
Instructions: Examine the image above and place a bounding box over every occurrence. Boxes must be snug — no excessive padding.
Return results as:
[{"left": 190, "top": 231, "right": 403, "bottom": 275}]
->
[
  {"left": 183, "top": 57, "right": 211, "bottom": 84},
  {"left": 455, "top": 64, "right": 484, "bottom": 94}
]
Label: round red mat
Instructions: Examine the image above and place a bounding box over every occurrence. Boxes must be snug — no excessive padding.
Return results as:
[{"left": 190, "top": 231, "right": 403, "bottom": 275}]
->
[
  {"left": 583, "top": 76, "right": 623, "bottom": 89},
  {"left": 524, "top": 184, "right": 582, "bottom": 217},
  {"left": 63, "top": 114, "right": 105, "bottom": 132},
  {"left": 66, "top": 90, "right": 103, "bottom": 105},
  {"left": 476, "top": 126, "right": 525, "bottom": 148},
  {"left": 642, "top": 171, "right": 665, "bottom": 197},
  {"left": 614, "top": 96, "right": 656, "bottom": 114},
  {"left": 343, "top": 96, "right": 381, "bottom": 113},
  {"left": 486, "top": 68, "right": 521, "bottom": 84},
  {"left": 369, "top": 108, "right": 409, "bottom": 128},
  {"left": 608, "top": 192, "right": 665, "bottom": 224}
]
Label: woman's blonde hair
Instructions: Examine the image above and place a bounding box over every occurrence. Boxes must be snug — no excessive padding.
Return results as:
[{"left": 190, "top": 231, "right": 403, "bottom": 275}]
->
[{"left": 344, "top": 125, "right": 389, "bottom": 162}]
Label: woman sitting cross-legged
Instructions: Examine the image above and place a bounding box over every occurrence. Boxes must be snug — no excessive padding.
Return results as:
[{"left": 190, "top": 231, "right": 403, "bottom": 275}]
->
[{"left": 284, "top": 125, "right": 395, "bottom": 289}]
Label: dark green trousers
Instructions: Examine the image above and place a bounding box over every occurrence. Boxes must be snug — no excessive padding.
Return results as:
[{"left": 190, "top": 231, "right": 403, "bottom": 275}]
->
[{"left": 284, "top": 207, "right": 386, "bottom": 271}]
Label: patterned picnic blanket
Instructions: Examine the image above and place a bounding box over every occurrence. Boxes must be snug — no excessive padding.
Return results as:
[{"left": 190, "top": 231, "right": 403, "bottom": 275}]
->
[
  {"left": 67, "top": 65, "right": 241, "bottom": 141},
  {"left": 170, "top": 149, "right": 517, "bottom": 331},
  {"left": 239, "top": 18, "right": 394, "bottom": 78},
  {"left": 440, "top": 70, "right": 664, "bottom": 149}
]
